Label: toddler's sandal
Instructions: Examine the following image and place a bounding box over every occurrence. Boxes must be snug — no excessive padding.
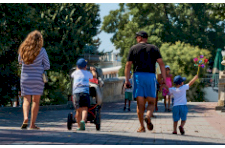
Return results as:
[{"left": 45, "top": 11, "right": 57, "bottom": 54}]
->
[{"left": 179, "top": 126, "right": 185, "bottom": 135}]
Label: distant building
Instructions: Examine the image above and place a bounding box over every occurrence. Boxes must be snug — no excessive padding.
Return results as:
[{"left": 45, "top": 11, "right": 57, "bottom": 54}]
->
[
  {"left": 80, "top": 50, "right": 122, "bottom": 79},
  {"left": 98, "top": 51, "right": 121, "bottom": 68}
]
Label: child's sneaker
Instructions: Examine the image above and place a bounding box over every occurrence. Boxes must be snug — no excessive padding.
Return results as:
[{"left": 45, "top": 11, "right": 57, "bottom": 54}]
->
[
  {"left": 79, "top": 120, "right": 85, "bottom": 130},
  {"left": 172, "top": 131, "right": 177, "bottom": 134},
  {"left": 123, "top": 107, "right": 126, "bottom": 111},
  {"left": 179, "top": 126, "right": 185, "bottom": 135},
  {"left": 128, "top": 108, "right": 130, "bottom": 111}
]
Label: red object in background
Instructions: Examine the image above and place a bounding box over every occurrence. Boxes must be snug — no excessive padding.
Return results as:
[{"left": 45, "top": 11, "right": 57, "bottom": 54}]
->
[
  {"left": 204, "top": 59, "right": 208, "bottom": 63},
  {"left": 89, "top": 78, "right": 98, "bottom": 84}
]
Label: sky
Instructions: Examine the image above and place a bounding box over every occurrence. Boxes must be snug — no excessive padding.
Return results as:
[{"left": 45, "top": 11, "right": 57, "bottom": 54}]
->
[{"left": 96, "top": 3, "right": 120, "bottom": 53}]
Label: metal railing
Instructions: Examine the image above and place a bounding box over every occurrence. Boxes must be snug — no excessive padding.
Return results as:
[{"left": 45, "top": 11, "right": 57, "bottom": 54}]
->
[{"left": 200, "top": 74, "right": 219, "bottom": 88}]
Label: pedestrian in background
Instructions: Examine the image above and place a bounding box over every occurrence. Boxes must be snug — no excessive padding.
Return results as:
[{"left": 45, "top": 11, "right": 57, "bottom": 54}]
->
[
  {"left": 161, "top": 65, "right": 173, "bottom": 112},
  {"left": 122, "top": 71, "right": 133, "bottom": 111}
]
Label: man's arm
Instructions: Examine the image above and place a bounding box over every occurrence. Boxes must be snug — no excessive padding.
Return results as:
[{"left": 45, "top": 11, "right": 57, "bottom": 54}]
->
[
  {"left": 125, "top": 61, "right": 132, "bottom": 88},
  {"left": 188, "top": 75, "right": 198, "bottom": 87},
  {"left": 157, "top": 58, "right": 166, "bottom": 84}
]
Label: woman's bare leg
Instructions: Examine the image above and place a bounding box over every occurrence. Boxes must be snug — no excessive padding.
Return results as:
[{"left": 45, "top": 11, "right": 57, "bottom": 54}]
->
[
  {"left": 30, "top": 95, "right": 40, "bottom": 128},
  {"left": 23, "top": 95, "right": 31, "bottom": 123}
]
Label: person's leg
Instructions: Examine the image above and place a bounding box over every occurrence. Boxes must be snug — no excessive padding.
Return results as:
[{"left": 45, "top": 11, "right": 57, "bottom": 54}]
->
[
  {"left": 23, "top": 95, "right": 31, "bottom": 124},
  {"left": 136, "top": 96, "right": 145, "bottom": 129},
  {"left": 168, "top": 95, "right": 171, "bottom": 111},
  {"left": 78, "top": 107, "right": 87, "bottom": 130},
  {"left": 73, "top": 93, "right": 81, "bottom": 128},
  {"left": 128, "top": 92, "right": 132, "bottom": 111},
  {"left": 30, "top": 95, "right": 41, "bottom": 128},
  {"left": 173, "top": 106, "right": 181, "bottom": 134},
  {"left": 179, "top": 105, "right": 188, "bottom": 134},
  {"left": 81, "top": 107, "right": 88, "bottom": 121},
  {"left": 181, "top": 120, "right": 186, "bottom": 127},
  {"left": 164, "top": 96, "right": 167, "bottom": 111},
  {"left": 128, "top": 100, "right": 131, "bottom": 109},
  {"left": 145, "top": 97, "right": 155, "bottom": 130},
  {"left": 173, "top": 121, "right": 178, "bottom": 133},
  {"left": 124, "top": 99, "right": 127, "bottom": 110},
  {"left": 146, "top": 97, "right": 155, "bottom": 120},
  {"left": 155, "top": 90, "right": 158, "bottom": 111},
  {"left": 76, "top": 108, "right": 82, "bottom": 128},
  {"left": 179, "top": 120, "right": 186, "bottom": 135},
  {"left": 78, "top": 93, "right": 90, "bottom": 130}
]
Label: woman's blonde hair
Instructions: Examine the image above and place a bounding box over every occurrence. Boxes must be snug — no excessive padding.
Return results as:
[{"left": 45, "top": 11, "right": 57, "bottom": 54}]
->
[{"left": 18, "top": 30, "right": 43, "bottom": 65}]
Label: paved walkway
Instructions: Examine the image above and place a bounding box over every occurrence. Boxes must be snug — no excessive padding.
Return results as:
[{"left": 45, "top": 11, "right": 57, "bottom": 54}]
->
[{"left": 0, "top": 101, "right": 225, "bottom": 145}]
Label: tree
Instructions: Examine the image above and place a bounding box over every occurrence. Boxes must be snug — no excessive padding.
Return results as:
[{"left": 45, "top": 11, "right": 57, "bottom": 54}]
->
[
  {"left": 28, "top": 3, "right": 101, "bottom": 73},
  {"left": 0, "top": 3, "right": 101, "bottom": 105},
  {"left": 0, "top": 4, "right": 38, "bottom": 105},
  {"left": 102, "top": 3, "right": 225, "bottom": 76}
]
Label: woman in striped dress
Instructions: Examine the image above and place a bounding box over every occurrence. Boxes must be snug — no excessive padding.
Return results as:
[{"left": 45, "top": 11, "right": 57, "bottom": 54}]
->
[{"left": 18, "top": 30, "right": 50, "bottom": 129}]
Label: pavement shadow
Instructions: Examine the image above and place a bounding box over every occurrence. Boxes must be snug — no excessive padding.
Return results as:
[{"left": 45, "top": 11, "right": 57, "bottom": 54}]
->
[
  {"left": 0, "top": 101, "right": 217, "bottom": 128},
  {"left": 0, "top": 110, "right": 69, "bottom": 128},
  {"left": 0, "top": 129, "right": 223, "bottom": 145}
]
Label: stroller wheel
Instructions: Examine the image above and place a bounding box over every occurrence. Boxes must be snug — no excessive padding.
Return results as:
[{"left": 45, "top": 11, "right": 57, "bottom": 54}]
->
[
  {"left": 95, "top": 109, "right": 101, "bottom": 131},
  {"left": 96, "top": 124, "right": 100, "bottom": 131},
  {"left": 67, "top": 112, "right": 73, "bottom": 130}
]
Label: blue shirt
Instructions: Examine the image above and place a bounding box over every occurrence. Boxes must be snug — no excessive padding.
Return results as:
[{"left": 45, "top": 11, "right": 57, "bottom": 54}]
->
[{"left": 71, "top": 69, "right": 93, "bottom": 94}]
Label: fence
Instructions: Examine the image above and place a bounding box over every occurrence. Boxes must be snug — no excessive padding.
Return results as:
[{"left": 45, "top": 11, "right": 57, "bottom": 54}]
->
[{"left": 201, "top": 74, "right": 219, "bottom": 88}]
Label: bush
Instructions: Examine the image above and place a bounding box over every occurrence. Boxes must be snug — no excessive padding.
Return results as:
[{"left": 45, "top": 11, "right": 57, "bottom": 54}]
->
[{"left": 40, "top": 71, "right": 71, "bottom": 106}]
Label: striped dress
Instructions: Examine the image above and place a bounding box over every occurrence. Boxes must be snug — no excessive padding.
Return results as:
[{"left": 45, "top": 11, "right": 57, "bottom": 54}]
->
[{"left": 18, "top": 48, "right": 50, "bottom": 96}]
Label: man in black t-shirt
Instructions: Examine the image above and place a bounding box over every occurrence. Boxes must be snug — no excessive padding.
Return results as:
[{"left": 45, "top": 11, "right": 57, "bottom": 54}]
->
[{"left": 125, "top": 31, "right": 167, "bottom": 132}]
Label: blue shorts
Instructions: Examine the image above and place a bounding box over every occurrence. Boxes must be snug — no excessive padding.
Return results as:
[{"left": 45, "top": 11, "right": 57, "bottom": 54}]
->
[
  {"left": 172, "top": 105, "right": 188, "bottom": 122},
  {"left": 133, "top": 72, "right": 156, "bottom": 98}
]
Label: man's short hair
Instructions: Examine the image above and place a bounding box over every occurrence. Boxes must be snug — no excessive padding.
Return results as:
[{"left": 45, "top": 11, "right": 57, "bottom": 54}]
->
[{"left": 135, "top": 31, "right": 148, "bottom": 38}]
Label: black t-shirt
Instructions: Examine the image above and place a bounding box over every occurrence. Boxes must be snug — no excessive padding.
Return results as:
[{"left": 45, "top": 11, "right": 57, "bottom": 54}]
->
[{"left": 127, "top": 43, "right": 162, "bottom": 73}]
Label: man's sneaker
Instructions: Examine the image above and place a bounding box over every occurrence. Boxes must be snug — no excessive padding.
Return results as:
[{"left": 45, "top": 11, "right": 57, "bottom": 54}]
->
[
  {"left": 79, "top": 120, "right": 85, "bottom": 130},
  {"left": 144, "top": 117, "right": 154, "bottom": 131},
  {"left": 123, "top": 107, "right": 126, "bottom": 111},
  {"left": 179, "top": 126, "right": 185, "bottom": 135},
  {"left": 128, "top": 108, "right": 130, "bottom": 111}
]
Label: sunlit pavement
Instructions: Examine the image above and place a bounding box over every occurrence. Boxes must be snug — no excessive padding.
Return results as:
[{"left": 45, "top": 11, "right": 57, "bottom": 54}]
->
[{"left": 1, "top": 101, "right": 225, "bottom": 145}]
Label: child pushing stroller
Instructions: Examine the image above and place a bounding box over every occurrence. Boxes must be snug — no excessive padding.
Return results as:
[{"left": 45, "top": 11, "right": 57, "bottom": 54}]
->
[{"left": 70, "top": 58, "right": 97, "bottom": 131}]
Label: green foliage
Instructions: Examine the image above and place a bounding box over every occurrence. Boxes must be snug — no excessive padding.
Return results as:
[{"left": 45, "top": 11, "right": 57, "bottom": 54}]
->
[
  {"left": 160, "top": 41, "right": 212, "bottom": 101},
  {"left": 0, "top": 3, "right": 101, "bottom": 105},
  {"left": 29, "top": 3, "right": 101, "bottom": 74},
  {"left": 41, "top": 71, "right": 71, "bottom": 105},
  {"left": 102, "top": 3, "right": 225, "bottom": 75},
  {"left": 0, "top": 4, "right": 35, "bottom": 105},
  {"left": 103, "top": 3, "right": 224, "bottom": 101}
]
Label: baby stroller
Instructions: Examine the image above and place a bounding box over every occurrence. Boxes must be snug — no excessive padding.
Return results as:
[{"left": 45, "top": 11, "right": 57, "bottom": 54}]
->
[{"left": 67, "top": 66, "right": 104, "bottom": 131}]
